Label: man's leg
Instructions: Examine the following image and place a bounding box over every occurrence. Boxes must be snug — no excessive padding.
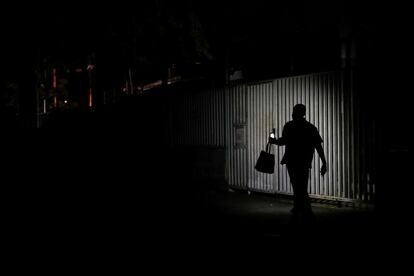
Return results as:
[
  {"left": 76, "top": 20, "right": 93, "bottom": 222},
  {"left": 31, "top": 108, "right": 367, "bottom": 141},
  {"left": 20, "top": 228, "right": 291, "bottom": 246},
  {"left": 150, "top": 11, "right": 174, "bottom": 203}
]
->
[
  {"left": 297, "top": 167, "right": 312, "bottom": 214},
  {"left": 288, "top": 166, "right": 312, "bottom": 214},
  {"left": 288, "top": 166, "right": 301, "bottom": 213}
]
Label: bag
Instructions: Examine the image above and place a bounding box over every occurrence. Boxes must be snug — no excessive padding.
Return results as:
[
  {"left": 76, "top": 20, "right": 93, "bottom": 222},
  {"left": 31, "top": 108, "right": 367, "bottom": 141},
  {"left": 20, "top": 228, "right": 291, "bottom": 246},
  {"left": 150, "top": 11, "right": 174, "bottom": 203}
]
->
[{"left": 255, "top": 143, "right": 275, "bottom": 174}]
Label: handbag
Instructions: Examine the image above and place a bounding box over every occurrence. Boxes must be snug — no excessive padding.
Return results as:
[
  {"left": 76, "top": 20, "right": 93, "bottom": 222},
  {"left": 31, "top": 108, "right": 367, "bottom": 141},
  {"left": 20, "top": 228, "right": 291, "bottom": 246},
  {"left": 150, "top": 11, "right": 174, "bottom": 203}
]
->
[{"left": 255, "top": 142, "right": 275, "bottom": 174}]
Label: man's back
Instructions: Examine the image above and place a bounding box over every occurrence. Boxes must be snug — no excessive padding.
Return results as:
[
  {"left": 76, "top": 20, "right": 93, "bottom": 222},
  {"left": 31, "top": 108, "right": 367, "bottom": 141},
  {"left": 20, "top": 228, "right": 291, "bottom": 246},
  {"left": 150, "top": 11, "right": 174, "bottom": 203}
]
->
[{"left": 281, "top": 118, "right": 322, "bottom": 168}]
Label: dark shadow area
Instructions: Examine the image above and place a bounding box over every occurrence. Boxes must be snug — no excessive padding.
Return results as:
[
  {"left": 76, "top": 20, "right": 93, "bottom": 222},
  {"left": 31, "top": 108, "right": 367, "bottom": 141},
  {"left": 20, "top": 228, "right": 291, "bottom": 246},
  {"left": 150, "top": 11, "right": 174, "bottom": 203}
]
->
[
  {"left": 1, "top": 133, "right": 400, "bottom": 270},
  {"left": 2, "top": 82, "right": 411, "bottom": 270}
]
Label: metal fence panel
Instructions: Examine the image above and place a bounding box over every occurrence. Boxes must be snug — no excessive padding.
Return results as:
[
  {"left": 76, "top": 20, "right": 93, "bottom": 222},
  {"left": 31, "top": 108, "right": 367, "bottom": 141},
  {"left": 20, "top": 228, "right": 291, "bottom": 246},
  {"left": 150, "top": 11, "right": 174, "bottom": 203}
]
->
[{"left": 169, "top": 71, "right": 375, "bottom": 202}]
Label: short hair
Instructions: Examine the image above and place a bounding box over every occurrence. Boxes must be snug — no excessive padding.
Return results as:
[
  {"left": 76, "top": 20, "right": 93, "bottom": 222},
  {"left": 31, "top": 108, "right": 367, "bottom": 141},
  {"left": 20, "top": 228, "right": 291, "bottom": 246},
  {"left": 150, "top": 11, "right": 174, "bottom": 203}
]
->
[{"left": 293, "top": 104, "right": 306, "bottom": 117}]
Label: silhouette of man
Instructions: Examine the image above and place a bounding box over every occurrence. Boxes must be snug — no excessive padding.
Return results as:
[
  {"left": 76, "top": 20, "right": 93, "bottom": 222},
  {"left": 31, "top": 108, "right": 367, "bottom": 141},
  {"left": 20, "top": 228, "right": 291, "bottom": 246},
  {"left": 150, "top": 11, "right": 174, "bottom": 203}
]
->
[{"left": 269, "top": 104, "right": 327, "bottom": 222}]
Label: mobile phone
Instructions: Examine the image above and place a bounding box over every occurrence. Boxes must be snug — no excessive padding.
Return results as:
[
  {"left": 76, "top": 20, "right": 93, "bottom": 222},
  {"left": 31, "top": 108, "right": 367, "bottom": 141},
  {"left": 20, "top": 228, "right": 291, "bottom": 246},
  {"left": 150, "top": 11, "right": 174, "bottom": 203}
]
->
[{"left": 269, "top": 128, "right": 276, "bottom": 138}]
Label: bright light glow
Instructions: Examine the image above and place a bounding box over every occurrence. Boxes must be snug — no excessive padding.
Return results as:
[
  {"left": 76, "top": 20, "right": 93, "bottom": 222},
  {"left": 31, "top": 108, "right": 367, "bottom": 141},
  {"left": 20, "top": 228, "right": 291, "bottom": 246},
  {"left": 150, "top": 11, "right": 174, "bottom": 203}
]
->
[
  {"left": 64, "top": 100, "right": 68, "bottom": 104},
  {"left": 143, "top": 80, "right": 162, "bottom": 91},
  {"left": 52, "top": 68, "right": 57, "bottom": 89},
  {"left": 89, "top": 88, "right": 93, "bottom": 108}
]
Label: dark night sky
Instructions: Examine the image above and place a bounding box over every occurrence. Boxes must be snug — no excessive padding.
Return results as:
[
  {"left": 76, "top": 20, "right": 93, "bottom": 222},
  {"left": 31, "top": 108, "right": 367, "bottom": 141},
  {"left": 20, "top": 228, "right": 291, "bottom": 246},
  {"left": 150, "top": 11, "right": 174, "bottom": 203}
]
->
[
  {"left": 0, "top": 0, "right": 410, "bottom": 122},
  {"left": 1, "top": 0, "right": 409, "bottom": 80}
]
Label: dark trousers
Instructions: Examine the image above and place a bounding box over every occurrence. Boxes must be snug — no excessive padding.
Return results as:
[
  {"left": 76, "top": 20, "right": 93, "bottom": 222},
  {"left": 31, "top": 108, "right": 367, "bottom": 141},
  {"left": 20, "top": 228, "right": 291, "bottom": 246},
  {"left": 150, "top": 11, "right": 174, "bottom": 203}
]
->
[{"left": 287, "top": 165, "right": 312, "bottom": 214}]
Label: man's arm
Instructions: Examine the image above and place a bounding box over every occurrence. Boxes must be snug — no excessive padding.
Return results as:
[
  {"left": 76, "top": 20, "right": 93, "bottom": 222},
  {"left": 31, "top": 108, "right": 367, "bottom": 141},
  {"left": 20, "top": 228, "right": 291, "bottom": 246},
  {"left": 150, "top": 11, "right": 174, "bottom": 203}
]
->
[
  {"left": 315, "top": 143, "right": 327, "bottom": 176},
  {"left": 269, "top": 126, "right": 286, "bottom": 146},
  {"left": 269, "top": 137, "right": 286, "bottom": 146}
]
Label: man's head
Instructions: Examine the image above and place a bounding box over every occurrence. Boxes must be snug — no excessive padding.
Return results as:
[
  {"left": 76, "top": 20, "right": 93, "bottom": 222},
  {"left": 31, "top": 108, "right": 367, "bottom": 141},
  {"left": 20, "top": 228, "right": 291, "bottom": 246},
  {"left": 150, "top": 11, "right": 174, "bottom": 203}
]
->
[{"left": 292, "top": 104, "right": 306, "bottom": 121}]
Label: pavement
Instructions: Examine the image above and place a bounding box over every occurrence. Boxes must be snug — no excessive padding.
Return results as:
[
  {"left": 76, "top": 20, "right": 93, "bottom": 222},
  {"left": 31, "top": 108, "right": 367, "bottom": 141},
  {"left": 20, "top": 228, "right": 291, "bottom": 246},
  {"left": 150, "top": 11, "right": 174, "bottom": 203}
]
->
[
  {"left": 180, "top": 184, "right": 377, "bottom": 240},
  {"left": 3, "top": 169, "right": 412, "bottom": 271}
]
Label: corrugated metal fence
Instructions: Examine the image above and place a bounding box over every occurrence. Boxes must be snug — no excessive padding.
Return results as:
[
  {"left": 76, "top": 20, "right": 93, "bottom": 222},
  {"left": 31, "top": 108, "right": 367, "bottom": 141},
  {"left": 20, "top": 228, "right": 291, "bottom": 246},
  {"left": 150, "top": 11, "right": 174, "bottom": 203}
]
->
[
  {"left": 169, "top": 71, "right": 375, "bottom": 202},
  {"left": 171, "top": 88, "right": 226, "bottom": 147},
  {"left": 226, "top": 85, "right": 248, "bottom": 189},
  {"left": 242, "top": 72, "right": 353, "bottom": 200}
]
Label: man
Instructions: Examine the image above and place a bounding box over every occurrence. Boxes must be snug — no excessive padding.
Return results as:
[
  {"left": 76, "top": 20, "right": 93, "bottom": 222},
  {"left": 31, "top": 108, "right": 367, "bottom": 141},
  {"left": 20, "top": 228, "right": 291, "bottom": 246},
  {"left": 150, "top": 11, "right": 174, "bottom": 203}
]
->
[{"left": 269, "top": 104, "right": 327, "bottom": 221}]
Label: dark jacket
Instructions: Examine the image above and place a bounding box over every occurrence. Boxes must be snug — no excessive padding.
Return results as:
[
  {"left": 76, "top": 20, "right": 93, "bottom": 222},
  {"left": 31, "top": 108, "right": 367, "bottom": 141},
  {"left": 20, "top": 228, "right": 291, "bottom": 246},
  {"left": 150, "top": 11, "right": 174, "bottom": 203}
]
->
[{"left": 271, "top": 118, "right": 322, "bottom": 168}]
